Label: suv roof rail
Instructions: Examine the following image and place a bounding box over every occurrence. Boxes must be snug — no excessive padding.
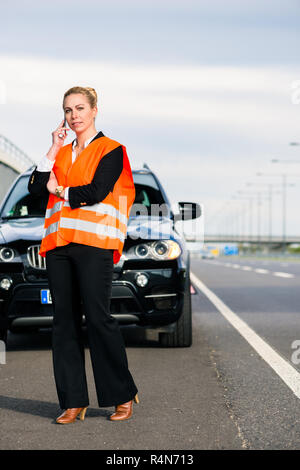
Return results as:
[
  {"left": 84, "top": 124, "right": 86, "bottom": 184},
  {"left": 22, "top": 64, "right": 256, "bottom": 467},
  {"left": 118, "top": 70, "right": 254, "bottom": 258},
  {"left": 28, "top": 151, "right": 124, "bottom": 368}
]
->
[{"left": 143, "top": 163, "right": 150, "bottom": 170}]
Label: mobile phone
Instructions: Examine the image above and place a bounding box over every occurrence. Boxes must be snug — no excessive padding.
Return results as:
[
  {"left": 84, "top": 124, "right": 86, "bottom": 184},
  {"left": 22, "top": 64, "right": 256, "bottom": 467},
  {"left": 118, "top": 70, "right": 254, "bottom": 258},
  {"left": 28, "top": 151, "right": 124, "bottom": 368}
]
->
[
  {"left": 58, "top": 117, "right": 67, "bottom": 139},
  {"left": 63, "top": 116, "right": 67, "bottom": 136}
]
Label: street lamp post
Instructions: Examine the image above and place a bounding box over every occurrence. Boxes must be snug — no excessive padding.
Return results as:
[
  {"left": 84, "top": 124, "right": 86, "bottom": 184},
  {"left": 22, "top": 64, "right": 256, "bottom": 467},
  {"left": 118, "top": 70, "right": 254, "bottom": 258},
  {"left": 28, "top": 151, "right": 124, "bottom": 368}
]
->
[
  {"left": 236, "top": 190, "right": 272, "bottom": 250},
  {"left": 289, "top": 142, "right": 300, "bottom": 147},
  {"left": 272, "top": 158, "right": 300, "bottom": 163},
  {"left": 246, "top": 183, "right": 274, "bottom": 243},
  {"left": 257, "top": 170, "right": 300, "bottom": 253},
  {"left": 246, "top": 181, "right": 293, "bottom": 243},
  {"left": 233, "top": 193, "right": 273, "bottom": 254},
  {"left": 282, "top": 174, "right": 286, "bottom": 249}
]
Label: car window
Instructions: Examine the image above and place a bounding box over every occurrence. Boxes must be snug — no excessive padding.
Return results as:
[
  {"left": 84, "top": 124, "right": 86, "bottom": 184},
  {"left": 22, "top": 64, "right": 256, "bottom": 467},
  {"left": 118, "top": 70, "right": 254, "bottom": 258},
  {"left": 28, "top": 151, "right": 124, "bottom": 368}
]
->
[
  {"left": 0, "top": 172, "right": 168, "bottom": 219},
  {"left": 131, "top": 173, "right": 166, "bottom": 216},
  {"left": 1, "top": 175, "right": 48, "bottom": 219}
]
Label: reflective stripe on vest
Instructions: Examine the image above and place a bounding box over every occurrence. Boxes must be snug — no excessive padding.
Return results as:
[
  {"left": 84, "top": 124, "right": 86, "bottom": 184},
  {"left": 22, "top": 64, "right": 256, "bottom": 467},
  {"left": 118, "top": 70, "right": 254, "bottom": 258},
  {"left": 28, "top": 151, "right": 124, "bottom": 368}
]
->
[
  {"left": 59, "top": 217, "right": 125, "bottom": 242},
  {"left": 43, "top": 201, "right": 128, "bottom": 242},
  {"left": 45, "top": 201, "right": 63, "bottom": 219},
  {"left": 63, "top": 201, "right": 128, "bottom": 226},
  {"left": 43, "top": 221, "right": 59, "bottom": 238}
]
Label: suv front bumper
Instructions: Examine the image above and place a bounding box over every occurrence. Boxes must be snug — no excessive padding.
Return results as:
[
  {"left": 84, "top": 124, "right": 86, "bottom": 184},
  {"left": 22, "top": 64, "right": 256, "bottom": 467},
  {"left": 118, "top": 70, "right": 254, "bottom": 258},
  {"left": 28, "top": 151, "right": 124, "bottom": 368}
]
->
[{"left": 2, "top": 267, "right": 186, "bottom": 333}]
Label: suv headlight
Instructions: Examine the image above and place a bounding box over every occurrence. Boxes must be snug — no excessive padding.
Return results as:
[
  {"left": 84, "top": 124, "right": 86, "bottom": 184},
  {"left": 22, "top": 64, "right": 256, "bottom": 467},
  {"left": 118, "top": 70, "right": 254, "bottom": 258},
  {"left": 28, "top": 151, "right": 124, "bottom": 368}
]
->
[
  {"left": 135, "top": 244, "right": 150, "bottom": 258},
  {"left": 0, "top": 247, "right": 15, "bottom": 262},
  {"left": 134, "top": 240, "right": 181, "bottom": 260}
]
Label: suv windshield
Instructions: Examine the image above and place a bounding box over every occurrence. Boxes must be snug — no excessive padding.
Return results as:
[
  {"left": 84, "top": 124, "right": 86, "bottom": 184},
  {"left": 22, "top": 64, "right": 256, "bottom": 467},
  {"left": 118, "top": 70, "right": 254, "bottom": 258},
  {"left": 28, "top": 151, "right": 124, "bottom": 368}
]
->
[
  {"left": 1, "top": 175, "right": 48, "bottom": 219},
  {"left": 131, "top": 172, "right": 167, "bottom": 216},
  {"left": 0, "top": 171, "right": 167, "bottom": 220}
]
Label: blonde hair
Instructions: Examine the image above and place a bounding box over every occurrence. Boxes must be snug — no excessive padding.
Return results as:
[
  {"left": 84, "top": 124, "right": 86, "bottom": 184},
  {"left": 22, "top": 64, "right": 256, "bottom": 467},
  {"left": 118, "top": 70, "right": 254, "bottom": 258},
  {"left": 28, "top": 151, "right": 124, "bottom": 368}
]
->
[{"left": 63, "top": 86, "right": 98, "bottom": 109}]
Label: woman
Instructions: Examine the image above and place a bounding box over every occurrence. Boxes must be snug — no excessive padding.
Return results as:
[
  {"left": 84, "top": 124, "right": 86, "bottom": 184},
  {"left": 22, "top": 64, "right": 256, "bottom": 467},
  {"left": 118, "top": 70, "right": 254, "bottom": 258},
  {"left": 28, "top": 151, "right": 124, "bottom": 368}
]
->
[{"left": 28, "top": 86, "right": 139, "bottom": 424}]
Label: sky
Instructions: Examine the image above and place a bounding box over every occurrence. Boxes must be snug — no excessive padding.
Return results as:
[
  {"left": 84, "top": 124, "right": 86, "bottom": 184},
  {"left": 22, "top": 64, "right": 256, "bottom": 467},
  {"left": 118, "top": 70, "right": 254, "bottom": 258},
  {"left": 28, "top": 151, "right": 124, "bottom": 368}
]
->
[{"left": 0, "top": 0, "right": 300, "bottom": 238}]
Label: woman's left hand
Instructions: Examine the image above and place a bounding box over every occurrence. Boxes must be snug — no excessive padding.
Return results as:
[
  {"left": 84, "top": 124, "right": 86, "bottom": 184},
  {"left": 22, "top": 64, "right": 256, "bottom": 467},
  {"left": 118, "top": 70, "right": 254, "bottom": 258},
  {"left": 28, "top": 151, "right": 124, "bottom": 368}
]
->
[{"left": 47, "top": 171, "right": 59, "bottom": 195}]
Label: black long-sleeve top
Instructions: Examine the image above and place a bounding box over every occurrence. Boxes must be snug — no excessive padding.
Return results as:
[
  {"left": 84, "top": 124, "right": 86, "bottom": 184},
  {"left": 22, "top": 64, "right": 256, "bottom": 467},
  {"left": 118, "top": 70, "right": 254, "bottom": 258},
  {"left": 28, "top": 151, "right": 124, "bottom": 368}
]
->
[{"left": 28, "top": 134, "right": 123, "bottom": 209}]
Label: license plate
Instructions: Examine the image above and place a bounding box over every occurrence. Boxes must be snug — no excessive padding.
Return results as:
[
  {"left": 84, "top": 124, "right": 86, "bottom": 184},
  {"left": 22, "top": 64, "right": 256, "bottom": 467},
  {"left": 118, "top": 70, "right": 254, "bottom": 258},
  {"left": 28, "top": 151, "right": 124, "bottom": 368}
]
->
[{"left": 40, "top": 289, "right": 52, "bottom": 304}]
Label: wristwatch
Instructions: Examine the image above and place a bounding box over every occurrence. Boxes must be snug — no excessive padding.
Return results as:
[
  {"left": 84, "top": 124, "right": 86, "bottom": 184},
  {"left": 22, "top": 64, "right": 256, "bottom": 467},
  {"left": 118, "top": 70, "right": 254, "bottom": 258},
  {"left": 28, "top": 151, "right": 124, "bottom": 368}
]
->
[{"left": 55, "top": 186, "right": 64, "bottom": 198}]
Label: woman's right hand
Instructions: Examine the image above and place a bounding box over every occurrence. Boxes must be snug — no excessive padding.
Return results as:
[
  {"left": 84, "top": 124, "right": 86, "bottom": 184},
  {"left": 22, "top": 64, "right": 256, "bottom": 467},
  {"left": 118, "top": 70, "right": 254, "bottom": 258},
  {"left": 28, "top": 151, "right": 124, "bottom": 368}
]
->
[
  {"left": 46, "top": 119, "right": 70, "bottom": 162},
  {"left": 51, "top": 119, "right": 70, "bottom": 149}
]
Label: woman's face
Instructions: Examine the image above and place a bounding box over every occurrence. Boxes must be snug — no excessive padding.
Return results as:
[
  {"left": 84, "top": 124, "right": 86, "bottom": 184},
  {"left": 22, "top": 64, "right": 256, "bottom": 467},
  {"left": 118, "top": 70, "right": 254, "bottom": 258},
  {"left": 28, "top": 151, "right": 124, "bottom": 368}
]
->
[{"left": 63, "top": 93, "right": 97, "bottom": 134}]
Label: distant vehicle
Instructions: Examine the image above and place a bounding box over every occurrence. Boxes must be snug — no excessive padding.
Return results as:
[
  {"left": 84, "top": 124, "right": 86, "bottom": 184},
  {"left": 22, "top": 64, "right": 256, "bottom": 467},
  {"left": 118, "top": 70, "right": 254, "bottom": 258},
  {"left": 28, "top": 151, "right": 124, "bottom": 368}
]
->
[
  {"left": 0, "top": 165, "right": 201, "bottom": 347},
  {"left": 199, "top": 249, "right": 215, "bottom": 259},
  {"left": 223, "top": 245, "right": 239, "bottom": 256},
  {"left": 185, "top": 241, "right": 203, "bottom": 253}
]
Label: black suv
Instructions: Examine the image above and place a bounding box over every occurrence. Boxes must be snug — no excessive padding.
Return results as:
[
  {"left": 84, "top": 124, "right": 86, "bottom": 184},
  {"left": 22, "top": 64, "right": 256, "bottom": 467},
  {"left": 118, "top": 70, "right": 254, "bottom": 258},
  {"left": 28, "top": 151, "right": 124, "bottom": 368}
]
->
[{"left": 0, "top": 164, "right": 200, "bottom": 347}]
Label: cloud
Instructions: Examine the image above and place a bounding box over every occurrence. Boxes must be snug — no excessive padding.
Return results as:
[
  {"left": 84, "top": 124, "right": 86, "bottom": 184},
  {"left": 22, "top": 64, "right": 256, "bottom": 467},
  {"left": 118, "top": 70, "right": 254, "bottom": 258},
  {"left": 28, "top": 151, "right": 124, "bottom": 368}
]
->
[
  {"left": 0, "top": 53, "right": 299, "bottom": 235},
  {"left": 2, "top": 54, "right": 299, "bottom": 130}
]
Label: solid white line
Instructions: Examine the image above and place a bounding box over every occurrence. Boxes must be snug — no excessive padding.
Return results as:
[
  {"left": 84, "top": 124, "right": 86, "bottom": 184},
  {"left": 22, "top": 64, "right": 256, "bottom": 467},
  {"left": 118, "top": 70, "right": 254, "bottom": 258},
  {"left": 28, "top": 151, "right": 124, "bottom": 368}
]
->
[
  {"left": 273, "top": 272, "right": 295, "bottom": 279},
  {"left": 190, "top": 271, "right": 300, "bottom": 399}
]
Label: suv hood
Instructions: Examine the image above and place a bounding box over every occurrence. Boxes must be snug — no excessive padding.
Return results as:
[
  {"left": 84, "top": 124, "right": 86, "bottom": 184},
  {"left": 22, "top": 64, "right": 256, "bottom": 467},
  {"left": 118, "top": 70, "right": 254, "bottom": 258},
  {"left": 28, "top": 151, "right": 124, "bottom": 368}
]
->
[
  {"left": 127, "top": 215, "right": 180, "bottom": 241},
  {"left": 0, "top": 215, "right": 180, "bottom": 245},
  {"left": 0, "top": 218, "right": 44, "bottom": 244}
]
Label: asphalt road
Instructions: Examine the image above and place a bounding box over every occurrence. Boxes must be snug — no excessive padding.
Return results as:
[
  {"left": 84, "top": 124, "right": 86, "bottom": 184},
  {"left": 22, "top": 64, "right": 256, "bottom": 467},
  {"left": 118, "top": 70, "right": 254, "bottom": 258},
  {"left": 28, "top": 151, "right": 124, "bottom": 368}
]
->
[
  {"left": 191, "top": 255, "right": 300, "bottom": 449},
  {"left": 0, "top": 255, "right": 299, "bottom": 450}
]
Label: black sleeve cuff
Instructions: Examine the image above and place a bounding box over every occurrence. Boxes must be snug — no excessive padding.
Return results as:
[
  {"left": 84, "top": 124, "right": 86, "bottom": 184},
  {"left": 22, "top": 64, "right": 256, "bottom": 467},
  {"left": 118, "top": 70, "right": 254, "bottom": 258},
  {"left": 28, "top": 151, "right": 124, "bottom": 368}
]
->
[{"left": 27, "top": 168, "right": 51, "bottom": 196}]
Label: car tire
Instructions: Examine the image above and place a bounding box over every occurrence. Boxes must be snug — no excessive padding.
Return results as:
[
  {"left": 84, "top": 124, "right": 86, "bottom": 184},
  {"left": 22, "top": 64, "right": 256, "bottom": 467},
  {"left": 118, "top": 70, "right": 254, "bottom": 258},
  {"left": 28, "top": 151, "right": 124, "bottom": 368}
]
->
[{"left": 159, "top": 270, "right": 192, "bottom": 348}]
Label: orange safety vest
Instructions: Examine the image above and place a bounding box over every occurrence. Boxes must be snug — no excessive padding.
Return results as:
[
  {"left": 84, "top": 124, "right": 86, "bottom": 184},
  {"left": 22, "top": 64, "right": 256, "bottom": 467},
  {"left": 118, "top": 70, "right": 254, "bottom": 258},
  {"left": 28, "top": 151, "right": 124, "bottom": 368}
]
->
[{"left": 39, "top": 135, "right": 135, "bottom": 264}]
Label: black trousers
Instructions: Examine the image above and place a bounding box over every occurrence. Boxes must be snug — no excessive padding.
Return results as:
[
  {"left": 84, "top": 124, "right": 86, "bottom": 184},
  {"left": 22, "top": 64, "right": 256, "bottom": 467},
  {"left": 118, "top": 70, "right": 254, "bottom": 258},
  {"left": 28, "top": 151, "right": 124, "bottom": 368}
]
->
[{"left": 46, "top": 242, "right": 138, "bottom": 409}]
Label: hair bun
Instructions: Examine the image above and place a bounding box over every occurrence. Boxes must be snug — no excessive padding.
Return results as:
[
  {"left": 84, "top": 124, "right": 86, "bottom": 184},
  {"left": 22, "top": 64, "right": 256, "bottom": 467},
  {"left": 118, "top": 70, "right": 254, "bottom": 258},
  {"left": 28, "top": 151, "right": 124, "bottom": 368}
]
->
[
  {"left": 63, "top": 86, "right": 98, "bottom": 108},
  {"left": 85, "top": 87, "right": 97, "bottom": 100}
]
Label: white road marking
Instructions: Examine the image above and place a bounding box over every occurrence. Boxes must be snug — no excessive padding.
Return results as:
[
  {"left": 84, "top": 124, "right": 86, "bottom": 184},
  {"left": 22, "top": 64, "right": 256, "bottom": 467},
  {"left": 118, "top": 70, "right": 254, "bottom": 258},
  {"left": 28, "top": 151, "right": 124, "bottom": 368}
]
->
[
  {"left": 190, "top": 271, "right": 300, "bottom": 399},
  {"left": 202, "top": 259, "right": 295, "bottom": 279},
  {"left": 273, "top": 272, "right": 295, "bottom": 279}
]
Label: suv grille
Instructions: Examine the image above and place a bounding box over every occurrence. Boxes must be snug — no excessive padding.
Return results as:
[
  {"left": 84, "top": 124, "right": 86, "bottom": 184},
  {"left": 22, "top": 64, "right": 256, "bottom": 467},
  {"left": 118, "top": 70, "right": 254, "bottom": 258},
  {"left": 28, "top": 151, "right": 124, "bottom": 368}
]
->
[{"left": 27, "top": 245, "right": 46, "bottom": 270}]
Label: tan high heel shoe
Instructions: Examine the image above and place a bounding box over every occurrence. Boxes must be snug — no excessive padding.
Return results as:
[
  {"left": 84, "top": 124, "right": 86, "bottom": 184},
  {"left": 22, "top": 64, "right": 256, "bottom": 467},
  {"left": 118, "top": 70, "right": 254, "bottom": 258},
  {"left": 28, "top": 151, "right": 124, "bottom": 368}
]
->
[
  {"left": 109, "top": 393, "right": 139, "bottom": 421},
  {"left": 56, "top": 406, "right": 88, "bottom": 424}
]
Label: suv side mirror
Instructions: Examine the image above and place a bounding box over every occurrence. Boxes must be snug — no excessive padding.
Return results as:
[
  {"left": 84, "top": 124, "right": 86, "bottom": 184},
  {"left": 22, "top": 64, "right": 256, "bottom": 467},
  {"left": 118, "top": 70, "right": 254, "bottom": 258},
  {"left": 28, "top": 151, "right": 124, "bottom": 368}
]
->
[{"left": 174, "top": 202, "right": 201, "bottom": 223}]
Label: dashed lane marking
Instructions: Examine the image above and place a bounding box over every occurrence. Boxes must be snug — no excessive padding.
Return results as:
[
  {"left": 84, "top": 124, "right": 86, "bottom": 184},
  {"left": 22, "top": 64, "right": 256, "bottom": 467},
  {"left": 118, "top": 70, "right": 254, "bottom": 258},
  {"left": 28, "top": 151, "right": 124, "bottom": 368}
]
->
[
  {"left": 201, "top": 260, "right": 295, "bottom": 279},
  {"left": 273, "top": 272, "right": 295, "bottom": 279}
]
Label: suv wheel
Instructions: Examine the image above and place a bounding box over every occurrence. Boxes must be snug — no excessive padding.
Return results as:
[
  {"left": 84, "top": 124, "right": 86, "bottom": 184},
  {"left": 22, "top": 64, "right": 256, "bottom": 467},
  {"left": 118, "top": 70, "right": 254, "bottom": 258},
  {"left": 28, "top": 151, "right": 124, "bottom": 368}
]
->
[{"left": 159, "top": 270, "right": 192, "bottom": 347}]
